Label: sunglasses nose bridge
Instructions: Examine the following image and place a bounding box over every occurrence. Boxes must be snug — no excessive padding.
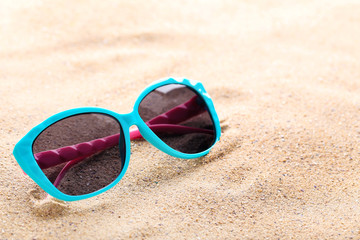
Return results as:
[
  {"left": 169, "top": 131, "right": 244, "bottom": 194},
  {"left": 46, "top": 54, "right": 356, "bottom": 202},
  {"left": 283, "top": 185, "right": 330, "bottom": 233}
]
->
[{"left": 120, "top": 111, "right": 141, "bottom": 128}]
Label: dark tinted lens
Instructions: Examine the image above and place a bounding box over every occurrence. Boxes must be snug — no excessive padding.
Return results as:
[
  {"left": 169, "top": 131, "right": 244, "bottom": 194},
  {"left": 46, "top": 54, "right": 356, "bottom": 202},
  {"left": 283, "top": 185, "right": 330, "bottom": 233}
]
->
[
  {"left": 138, "top": 84, "right": 216, "bottom": 154},
  {"left": 32, "top": 113, "right": 125, "bottom": 196}
]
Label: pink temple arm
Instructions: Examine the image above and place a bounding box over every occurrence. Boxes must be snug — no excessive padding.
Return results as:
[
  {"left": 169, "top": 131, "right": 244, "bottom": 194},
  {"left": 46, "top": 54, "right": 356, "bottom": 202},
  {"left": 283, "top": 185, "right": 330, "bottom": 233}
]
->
[
  {"left": 34, "top": 96, "right": 211, "bottom": 187},
  {"left": 35, "top": 133, "right": 120, "bottom": 169},
  {"left": 35, "top": 95, "right": 209, "bottom": 169},
  {"left": 53, "top": 155, "right": 88, "bottom": 187},
  {"left": 146, "top": 96, "right": 205, "bottom": 125},
  {"left": 35, "top": 124, "right": 213, "bottom": 170}
]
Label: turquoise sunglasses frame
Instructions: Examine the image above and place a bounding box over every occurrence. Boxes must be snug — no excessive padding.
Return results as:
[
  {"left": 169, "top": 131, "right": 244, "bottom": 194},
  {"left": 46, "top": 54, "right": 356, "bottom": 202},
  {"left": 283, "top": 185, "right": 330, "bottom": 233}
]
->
[{"left": 13, "top": 77, "right": 221, "bottom": 201}]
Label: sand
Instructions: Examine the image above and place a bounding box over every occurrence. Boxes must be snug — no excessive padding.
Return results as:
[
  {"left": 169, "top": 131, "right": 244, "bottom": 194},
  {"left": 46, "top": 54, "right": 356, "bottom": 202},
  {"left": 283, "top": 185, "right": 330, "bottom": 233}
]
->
[{"left": 1, "top": 0, "right": 360, "bottom": 239}]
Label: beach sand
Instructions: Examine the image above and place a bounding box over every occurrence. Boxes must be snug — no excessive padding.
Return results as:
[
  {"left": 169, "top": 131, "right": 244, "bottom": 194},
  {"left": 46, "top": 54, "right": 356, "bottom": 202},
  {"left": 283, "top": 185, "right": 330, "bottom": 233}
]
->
[{"left": 1, "top": 0, "right": 360, "bottom": 239}]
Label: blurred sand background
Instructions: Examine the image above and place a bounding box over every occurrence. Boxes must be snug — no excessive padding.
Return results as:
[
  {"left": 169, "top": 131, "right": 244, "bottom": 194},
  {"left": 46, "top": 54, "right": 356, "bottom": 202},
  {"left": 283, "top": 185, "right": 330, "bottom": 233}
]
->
[{"left": 1, "top": 0, "right": 360, "bottom": 239}]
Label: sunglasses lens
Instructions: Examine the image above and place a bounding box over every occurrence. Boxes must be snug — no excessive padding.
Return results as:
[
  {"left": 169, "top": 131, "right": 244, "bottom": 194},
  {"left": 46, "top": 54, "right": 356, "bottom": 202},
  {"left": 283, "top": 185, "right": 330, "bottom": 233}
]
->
[
  {"left": 32, "top": 113, "right": 126, "bottom": 196},
  {"left": 138, "top": 84, "right": 216, "bottom": 154}
]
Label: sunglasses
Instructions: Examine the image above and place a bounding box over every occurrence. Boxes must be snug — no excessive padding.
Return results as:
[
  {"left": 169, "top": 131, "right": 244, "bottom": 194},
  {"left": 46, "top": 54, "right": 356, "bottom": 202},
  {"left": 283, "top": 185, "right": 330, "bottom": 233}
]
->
[{"left": 13, "top": 78, "right": 221, "bottom": 201}]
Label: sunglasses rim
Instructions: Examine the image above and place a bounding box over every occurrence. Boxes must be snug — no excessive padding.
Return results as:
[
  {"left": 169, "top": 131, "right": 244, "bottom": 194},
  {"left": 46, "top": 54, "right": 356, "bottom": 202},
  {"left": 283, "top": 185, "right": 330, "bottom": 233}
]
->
[
  {"left": 136, "top": 82, "right": 218, "bottom": 153},
  {"left": 13, "top": 78, "right": 221, "bottom": 201},
  {"left": 134, "top": 77, "right": 221, "bottom": 151}
]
